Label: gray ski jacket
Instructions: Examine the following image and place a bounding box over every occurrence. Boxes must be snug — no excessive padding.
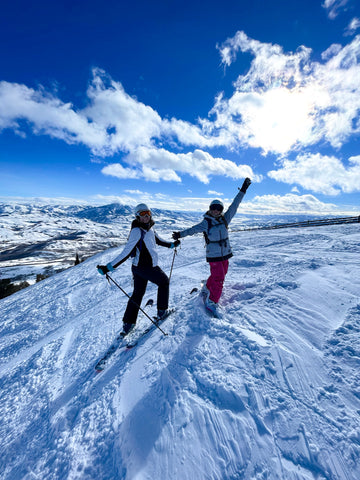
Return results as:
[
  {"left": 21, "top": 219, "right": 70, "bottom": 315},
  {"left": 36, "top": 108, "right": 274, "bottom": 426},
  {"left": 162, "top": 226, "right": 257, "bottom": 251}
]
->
[{"left": 178, "top": 190, "right": 245, "bottom": 262}]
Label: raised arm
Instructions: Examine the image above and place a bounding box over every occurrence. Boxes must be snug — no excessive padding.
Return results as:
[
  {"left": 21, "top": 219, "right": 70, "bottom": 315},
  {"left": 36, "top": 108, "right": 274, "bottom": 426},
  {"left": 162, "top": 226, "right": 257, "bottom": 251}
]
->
[{"left": 224, "top": 178, "right": 251, "bottom": 225}]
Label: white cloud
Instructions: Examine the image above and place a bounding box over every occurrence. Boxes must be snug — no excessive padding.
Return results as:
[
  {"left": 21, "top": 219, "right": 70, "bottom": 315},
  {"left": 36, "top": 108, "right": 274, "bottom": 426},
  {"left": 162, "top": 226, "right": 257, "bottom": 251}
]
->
[
  {"left": 101, "top": 163, "right": 140, "bottom": 180},
  {"left": 2, "top": 36, "right": 360, "bottom": 163},
  {"left": 0, "top": 80, "right": 107, "bottom": 149},
  {"left": 207, "top": 88, "right": 316, "bottom": 154},
  {"left": 0, "top": 69, "right": 257, "bottom": 184},
  {"left": 345, "top": 17, "right": 360, "bottom": 35},
  {"left": 142, "top": 165, "right": 182, "bottom": 183},
  {"left": 0, "top": 195, "right": 92, "bottom": 206},
  {"left": 124, "top": 189, "right": 145, "bottom": 195},
  {"left": 208, "top": 190, "right": 224, "bottom": 196},
  {"left": 212, "top": 32, "right": 360, "bottom": 156},
  {"left": 97, "top": 191, "right": 352, "bottom": 215},
  {"left": 3, "top": 34, "right": 360, "bottom": 196},
  {"left": 84, "top": 69, "right": 162, "bottom": 155},
  {"left": 102, "top": 162, "right": 181, "bottom": 183},
  {"left": 247, "top": 193, "right": 342, "bottom": 214},
  {"left": 93, "top": 192, "right": 216, "bottom": 212},
  {"left": 268, "top": 153, "right": 360, "bottom": 195},
  {"left": 322, "top": 0, "right": 349, "bottom": 19},
  {"left": 0, "top": 69, "right": 163, "bottom": 157},
  {"left": 104, "top": 146, "right": 260, "bottom": 184}
]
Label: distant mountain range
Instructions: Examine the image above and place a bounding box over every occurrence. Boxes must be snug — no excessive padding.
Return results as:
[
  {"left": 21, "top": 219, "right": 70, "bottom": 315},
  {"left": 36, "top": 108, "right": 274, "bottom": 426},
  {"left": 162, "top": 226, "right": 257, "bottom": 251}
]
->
[
  {"left": 0, "top": 203, "right": 201, "bottom": 283},
  {"left": 0, "top": 201, "right": 326, "bottom": 283}
]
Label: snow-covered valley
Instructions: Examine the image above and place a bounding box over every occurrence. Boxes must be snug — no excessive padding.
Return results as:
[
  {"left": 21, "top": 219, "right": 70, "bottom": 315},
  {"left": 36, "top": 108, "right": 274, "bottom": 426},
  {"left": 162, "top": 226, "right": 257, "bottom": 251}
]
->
[
  {"left": 1, "top": 214, "right": 360, "bottom": 479},
  {"left": 0, "top": 203, "right": 199, "bottom": 283},
  {"left": 0, "top": 201, "right": 321, "bottom": 283}
]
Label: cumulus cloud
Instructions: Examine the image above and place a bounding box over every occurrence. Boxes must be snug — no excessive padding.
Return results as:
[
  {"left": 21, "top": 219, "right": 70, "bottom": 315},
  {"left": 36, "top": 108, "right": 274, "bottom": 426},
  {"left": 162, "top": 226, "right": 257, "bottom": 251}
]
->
[
  {"left": 268, "top": 153, "right": 360, "bottom": 195},
  {"left": 0, "top": 69, "right": 163, "bottom": 156},
  {"left": 0, "top": 80, "right": 106, "bottom": 149},
  {"left": 3, "top": 36, "right": 360, "bottom": 162},
  {"left": 124, "top": 189, "right": 145, "bottom": 195},
  {"left": 83, "top": 69, "right": 162, "bottom": 155},
  {"left": 0, "top": 68, "right": 257, "bottom": 184},
  {"left": 3, "top": 191, "right": 355, "bottom": 215},
  {"left": 3, "top": 33, "right": 360, "bottom": 196},
  {"left": 213, "top": 32, "right": 360, "bottom": 155},
  {"left": 103, "top": 146, "right": 260, "bottom": 183},
  {"left": 101, "top": 163, "right": 142, "bottom": 180},
  {"left": 248, "top": 193, "right": 340, "bottom": 214}
]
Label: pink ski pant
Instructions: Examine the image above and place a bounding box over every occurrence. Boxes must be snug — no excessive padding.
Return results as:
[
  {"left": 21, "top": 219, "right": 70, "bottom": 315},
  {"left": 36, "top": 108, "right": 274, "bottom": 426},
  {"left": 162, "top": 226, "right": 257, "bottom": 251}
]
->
[{"left": 206, "top": 259, "right": 229, "bottom": 303}]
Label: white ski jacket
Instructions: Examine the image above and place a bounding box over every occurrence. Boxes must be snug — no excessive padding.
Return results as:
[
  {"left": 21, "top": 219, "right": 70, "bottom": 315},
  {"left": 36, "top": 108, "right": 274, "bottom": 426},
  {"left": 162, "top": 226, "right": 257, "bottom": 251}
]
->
[{"left": 109, "top": 222, "right": 172, "bottom": 269}]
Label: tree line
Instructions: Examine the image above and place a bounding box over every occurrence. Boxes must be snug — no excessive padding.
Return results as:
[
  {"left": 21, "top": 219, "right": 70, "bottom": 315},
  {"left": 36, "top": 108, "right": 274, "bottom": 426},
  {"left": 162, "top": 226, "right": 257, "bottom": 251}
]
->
[{"left": 0, "top": 253, "right": 83, "bottom": 299}]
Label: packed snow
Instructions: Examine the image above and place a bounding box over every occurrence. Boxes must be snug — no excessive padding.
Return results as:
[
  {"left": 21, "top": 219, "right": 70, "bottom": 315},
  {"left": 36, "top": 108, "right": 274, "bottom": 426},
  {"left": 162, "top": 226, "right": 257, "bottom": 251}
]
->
[{"left": 1, "top": 221, "right": 360, "bottom": 479}]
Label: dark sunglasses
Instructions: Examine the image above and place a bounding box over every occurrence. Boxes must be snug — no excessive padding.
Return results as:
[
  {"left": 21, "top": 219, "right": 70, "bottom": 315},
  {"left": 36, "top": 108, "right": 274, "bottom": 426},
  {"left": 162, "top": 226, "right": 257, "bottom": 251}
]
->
[
  {"left": 139, "top": 210, "right": 151, "bottom": 217},
  {"left": 210, "top": 204, "right": 223, "bottom": 212}
]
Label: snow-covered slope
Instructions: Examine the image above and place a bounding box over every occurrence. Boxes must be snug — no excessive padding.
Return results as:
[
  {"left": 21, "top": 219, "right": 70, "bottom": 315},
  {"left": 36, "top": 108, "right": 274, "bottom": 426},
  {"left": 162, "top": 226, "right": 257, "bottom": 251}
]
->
[{"left": 1, "top": 224, "right": 360, "bottom": 479}]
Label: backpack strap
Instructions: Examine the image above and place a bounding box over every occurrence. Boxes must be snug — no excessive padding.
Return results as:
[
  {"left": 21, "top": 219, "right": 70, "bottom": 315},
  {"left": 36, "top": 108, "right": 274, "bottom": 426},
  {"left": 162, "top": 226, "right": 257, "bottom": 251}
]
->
[
  {"left": 203, "top": 216, "right": 228, "bottom": 245},
  {"left": 203, "top": 217, "right": 212, "bottom": 245}
]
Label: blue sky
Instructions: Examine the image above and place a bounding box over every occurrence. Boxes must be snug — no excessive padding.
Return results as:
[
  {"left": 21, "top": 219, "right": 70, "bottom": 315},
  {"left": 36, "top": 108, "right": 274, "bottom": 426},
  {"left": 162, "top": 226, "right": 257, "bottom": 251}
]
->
[{"left": 1, "top": 0, "right": 360, "bottom": 214}]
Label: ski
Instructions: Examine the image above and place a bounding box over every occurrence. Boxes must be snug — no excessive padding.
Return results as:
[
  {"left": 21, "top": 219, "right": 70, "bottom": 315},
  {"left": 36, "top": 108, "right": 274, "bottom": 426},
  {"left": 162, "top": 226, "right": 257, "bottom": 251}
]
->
[
  {"left": 125, "top": 287, "right": 199, "bottom": 349},
  {"left": 94, "top": 298, "right": 154, "bottom": 373},
  {"left": 126, "top": 308, "right": 176, "bottom": 348},
  {"left": 95, "top": 288, "right": 197, "bottom": 373},
  {"left": 94, "top": 334, "right": 127, "bottom": 372}
]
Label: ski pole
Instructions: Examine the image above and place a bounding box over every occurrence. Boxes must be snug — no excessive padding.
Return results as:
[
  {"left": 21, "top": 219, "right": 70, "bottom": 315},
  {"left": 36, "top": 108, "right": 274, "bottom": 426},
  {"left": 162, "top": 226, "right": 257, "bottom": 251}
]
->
[
  {"left": 169, "top": 247, "right": 177, "bottom": 283},
  {"left": 104, "top": 272, "right": 167, "bottom": 336}
]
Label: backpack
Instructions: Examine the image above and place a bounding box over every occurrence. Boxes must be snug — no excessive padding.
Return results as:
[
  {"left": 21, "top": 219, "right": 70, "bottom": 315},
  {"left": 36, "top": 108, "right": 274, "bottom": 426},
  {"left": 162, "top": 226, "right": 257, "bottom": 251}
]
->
[{"left": 203, "top": 216, "right": 229, "bottom": 246}]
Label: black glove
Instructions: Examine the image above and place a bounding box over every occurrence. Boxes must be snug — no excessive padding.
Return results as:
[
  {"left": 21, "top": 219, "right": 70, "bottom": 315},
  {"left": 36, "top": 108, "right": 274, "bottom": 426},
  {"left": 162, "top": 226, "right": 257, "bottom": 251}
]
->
[
  {"left": 172, "top": 231, "right": 181, "bottom": 241},
  {"left": 240, "top": 177, "right": 251, "bottom": 193},
  {"left": 172, "top": 239, "right": 181, "bottom": 248},
  {"left": 97, "top": 264, "right": 114, "bottom": 275}
]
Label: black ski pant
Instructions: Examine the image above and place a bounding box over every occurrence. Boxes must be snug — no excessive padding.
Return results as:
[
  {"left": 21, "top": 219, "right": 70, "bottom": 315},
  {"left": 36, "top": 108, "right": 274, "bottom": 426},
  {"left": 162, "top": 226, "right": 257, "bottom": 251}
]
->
[{"left": 122, "top": 265, "right": 169, "bottom": 324}]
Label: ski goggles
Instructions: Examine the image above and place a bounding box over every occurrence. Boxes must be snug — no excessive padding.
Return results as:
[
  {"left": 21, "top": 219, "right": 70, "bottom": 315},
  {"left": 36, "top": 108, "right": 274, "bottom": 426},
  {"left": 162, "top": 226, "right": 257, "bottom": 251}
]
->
[
  {"left": 139, "top": 210, "right": 152, "bottom": 217},
  {"left": 209, "top": 204, "right": 223, "bottom": 212}
]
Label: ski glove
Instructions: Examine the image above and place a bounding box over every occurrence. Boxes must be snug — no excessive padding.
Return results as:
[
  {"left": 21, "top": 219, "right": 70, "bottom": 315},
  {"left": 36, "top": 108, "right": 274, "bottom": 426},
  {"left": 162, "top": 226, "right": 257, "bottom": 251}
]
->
[
  {"left": 170, "top": 240, "right": 181, "bottom": 248},
  {"left": 172, "top": 231, "right": 181, "bottom": 240},
  {"left": 97, "top": 263, "right": 115, "bottom": 275},
  {"left": 240, "top": 177, "right": 252, "bottom": 193}
]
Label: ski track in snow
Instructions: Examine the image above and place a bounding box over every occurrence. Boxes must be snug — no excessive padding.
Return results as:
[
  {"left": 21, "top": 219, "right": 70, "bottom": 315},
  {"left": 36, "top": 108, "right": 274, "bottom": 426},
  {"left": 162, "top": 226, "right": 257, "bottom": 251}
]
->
[{"left": 1, "top": 225, "right": 360, "bottom": 479}]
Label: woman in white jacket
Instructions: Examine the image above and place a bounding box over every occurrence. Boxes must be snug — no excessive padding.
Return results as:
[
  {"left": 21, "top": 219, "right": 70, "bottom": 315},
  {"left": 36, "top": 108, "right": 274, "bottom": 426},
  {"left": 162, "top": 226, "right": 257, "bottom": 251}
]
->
[{"left": 97, "top": 203, "right": 180, "bottom": 336}]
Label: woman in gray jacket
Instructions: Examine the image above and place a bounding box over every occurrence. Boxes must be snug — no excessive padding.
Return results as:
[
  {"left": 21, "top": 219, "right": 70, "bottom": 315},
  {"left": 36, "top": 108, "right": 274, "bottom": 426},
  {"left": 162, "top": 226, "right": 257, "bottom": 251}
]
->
[{"left": 173, "top": 178, "right": 251, "bottom": 316}]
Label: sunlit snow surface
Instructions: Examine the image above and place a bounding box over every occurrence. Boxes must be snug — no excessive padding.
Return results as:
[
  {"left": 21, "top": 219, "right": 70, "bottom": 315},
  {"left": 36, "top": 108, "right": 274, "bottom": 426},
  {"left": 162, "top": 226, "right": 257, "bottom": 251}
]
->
[{"left": 1, "top": 223, "right": 360, "bottom": 479}]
